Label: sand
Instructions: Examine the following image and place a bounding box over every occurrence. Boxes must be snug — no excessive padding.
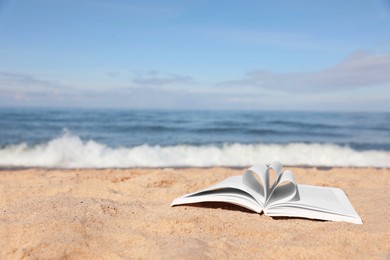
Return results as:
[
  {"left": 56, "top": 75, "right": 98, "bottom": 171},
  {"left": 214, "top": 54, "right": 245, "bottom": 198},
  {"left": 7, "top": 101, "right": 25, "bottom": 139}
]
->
[{"left": 0, "top": 166, "right": 389, "bottom": 259}]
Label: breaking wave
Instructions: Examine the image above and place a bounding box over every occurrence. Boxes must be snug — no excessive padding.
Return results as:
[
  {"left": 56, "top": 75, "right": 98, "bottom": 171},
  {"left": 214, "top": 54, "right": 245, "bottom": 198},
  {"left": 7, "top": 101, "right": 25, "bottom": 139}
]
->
[{"left": 0, "top": 133, "right": 389, "bottom": 168}]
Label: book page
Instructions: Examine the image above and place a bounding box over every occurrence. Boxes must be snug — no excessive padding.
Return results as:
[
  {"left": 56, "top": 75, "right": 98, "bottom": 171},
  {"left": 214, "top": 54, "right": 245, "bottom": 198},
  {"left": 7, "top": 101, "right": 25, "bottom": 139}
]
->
[
  {"left": 171, "top": 175, "right": 264, "bottom": 212},
  {"left": 265, "top": 185, "right": 362, "bottom": 224},
  {"left": 293, "top": 185, "right": 359, "bottom": 215},
  {"left": 264, "top": 207, "right": 362, "bottom": 224},
  {"left": 266, "top": 169, "right": 297, "bottom": 206},
  {"left": 244, "top": 165, "right": 268, "bottom": 200},
  {"left": 242, "top": 167, "right": 267, "bottom": 204},
  {"left": 202, "top": 175, "right": 265, "bottom": 205},
  {"left": 268, "top": 161, "right": 283, "bottom": 189},
  {"left": 248, "top": 162, "right": 284, "bottom": 200},
  {"left": 171, "top": 187, "right": 263, "bottom": 213}
]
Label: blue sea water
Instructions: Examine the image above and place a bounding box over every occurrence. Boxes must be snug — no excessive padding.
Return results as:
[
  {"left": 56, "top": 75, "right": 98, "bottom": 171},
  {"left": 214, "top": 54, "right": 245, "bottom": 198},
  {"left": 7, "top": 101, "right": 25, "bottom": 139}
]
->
[{"left": 0, "top": 108, "right": 389, "bottom": 168}]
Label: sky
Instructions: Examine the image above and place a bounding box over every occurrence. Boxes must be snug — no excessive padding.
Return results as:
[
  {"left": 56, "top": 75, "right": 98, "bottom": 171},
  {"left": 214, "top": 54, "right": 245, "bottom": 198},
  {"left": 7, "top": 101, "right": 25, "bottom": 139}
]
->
[{"left": 0, "top": 0, "right": 389, "bottom": 111}]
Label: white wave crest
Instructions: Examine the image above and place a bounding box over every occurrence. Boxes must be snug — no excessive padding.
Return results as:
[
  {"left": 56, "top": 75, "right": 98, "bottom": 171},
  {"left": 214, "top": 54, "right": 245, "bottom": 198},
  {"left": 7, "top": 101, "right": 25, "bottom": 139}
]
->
[{"left": 0, "top": 133, "right": 389, "bottom": 168}]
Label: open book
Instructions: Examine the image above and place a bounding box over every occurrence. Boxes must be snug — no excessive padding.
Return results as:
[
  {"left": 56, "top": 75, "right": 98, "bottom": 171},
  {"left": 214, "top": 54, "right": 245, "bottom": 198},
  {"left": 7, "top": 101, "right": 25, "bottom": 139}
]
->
[{"left": 171, "top": 162, "right": 362, "bottom": 224}]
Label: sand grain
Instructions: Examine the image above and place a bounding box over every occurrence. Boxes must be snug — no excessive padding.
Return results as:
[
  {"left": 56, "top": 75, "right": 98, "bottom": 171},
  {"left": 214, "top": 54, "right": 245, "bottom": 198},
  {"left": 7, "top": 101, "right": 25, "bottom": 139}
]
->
[{"left": 0, "top": 167, "right": 389, "bottom": 259}]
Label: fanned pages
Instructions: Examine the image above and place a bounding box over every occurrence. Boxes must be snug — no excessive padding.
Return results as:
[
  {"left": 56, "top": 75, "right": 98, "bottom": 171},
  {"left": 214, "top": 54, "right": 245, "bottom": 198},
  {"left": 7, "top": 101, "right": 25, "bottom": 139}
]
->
[{"left": 171, "top": 162, "right": 362, "bottom": 224}]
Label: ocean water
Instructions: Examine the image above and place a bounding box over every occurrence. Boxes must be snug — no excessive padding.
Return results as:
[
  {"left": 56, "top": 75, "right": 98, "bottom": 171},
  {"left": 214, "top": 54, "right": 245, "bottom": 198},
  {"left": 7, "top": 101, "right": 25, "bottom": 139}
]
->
[{"left": 0, "top": 108, "right": 389, "bottom": 168}]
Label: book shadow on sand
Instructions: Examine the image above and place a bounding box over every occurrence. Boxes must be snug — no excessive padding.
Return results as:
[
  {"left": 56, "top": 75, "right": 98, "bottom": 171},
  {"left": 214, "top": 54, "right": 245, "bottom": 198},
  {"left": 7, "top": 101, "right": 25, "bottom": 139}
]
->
[
  {"left": 183, "top": 202, "right": 256, "bottom": 214},
  {"left": 270, "top": 216, "right": 327, "bottom": 222}
]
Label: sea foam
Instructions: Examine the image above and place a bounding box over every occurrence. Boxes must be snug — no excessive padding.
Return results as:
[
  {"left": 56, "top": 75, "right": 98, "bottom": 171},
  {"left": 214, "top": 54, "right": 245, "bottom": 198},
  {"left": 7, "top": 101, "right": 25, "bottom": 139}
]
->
[{"left": 0, "top": 132, "right": 389, "bottom": 168}]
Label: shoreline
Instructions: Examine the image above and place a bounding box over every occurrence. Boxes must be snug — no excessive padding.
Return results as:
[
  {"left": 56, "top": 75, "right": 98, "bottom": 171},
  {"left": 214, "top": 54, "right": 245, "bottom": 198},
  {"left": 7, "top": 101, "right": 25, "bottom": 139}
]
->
[{"left": 1, "top": 166, "right": 389, "bottom": 258}]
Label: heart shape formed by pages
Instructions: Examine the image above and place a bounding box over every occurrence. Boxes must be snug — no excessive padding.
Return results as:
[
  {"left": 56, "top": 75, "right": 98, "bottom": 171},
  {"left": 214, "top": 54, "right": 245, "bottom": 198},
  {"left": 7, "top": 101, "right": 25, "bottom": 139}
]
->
[
  {"left": 242, "top": 162, "right": 299, "bottom": 207},
  {"left": 171, "top": 162, "right": 362, "bottom": 224}
]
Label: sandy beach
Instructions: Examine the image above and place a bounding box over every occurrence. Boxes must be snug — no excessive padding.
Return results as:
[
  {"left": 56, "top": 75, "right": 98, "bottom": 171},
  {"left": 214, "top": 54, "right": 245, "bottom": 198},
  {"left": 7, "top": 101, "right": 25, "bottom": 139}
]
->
[{"left": 0, "top": 166, "right": 389, "bottom": 259}]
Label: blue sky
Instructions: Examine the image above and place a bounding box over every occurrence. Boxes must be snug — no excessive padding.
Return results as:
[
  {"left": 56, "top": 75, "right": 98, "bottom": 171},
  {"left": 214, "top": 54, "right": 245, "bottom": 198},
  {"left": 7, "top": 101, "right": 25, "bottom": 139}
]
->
[{"left": 0, "top": 0, "right": 389, "bottom": 111}]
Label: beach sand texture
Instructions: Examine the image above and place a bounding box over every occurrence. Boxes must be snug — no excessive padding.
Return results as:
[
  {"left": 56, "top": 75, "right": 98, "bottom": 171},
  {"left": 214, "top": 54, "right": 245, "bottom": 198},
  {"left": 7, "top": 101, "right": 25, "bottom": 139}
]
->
[{"left": 1, "top": 167, "right": 389, "bottom": 259}]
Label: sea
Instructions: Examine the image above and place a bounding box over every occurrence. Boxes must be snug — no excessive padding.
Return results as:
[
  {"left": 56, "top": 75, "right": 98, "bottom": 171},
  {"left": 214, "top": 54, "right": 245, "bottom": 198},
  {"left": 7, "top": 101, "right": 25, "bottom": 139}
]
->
[{"left": 0, "top": 108, "right": 389, "bottom": 168}]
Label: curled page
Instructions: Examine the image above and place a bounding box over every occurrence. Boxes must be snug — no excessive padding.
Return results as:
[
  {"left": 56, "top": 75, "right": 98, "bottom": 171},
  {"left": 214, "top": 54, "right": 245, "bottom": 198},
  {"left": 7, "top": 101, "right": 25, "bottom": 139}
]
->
[
  {"left": 171, "top": 175, "right": 264, "bottom": 212},
  {"left": 266, "top": 170, "right": 298, "bottom": 206},
  {"left": 269, "top": 161, "right": 284, "bottom": 188},
  {"left": 245, "top": 164, "right": 268, "bottom": 200},
  {"left": 242, "top": 169, "right": 265, "bottom": 205}
]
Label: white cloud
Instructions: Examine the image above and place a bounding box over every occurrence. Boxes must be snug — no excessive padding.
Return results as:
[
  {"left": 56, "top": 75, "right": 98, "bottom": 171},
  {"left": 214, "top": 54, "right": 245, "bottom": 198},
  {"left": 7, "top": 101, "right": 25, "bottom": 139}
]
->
[
  {"left": 200, "top": 27, "right": 349, "bottom": 51},
  {"left": 1, "top": 60, "right": 389, "bottom": 111},
  {"left": 132, "top": 71, "right": 193, "bottom": 87},
  {"left": 0, "top": 71, "right": 79, "bottom": 103},
  {"left": 0, "top": 72, "right": 68, "bottom": 89},
  {"left": 217, "top": 51, "right": 390, "bottom": 92}
]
